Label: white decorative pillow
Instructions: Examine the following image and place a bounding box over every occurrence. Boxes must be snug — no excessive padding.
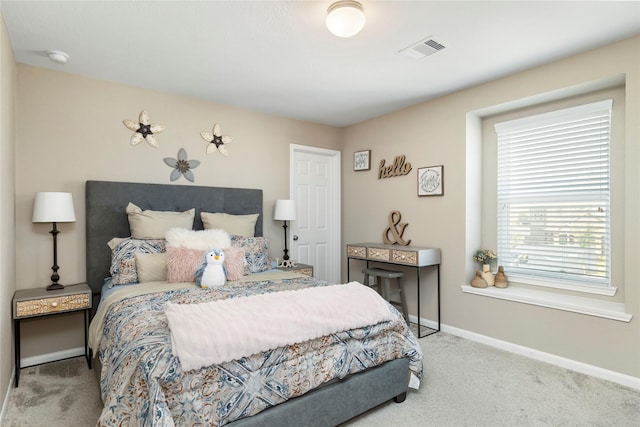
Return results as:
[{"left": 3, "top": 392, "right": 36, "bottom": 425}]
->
[
  {"left": 135, "top": 252, "right": 168, "bottom": 283},
  {"left": 230, "top": 235, "right": 270, "bottom": 273},
  {"left": 201, "top": 212, "right": 259, "bottom": 237},
  {"left": 126, "top": 202, "right": 195, "bottom": 239},
  {"left": 165, "top": 228, "right": 231, "bottom": 250}
]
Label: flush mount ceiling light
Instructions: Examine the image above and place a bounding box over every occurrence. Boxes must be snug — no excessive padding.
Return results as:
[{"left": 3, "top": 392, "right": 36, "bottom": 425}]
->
[
  {"left": 326, "top": 1, "right": 366, "bottom": 38},
  {"left": 47, "top": 50, "right": 69, "bottom": 64}
]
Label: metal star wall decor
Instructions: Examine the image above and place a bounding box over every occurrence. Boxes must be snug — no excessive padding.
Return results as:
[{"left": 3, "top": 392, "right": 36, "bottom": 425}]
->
[
  {"left": 201, "top": 123, "right": 233, "bottom": 155},
  {"left": 123, "top": 110, "right": 165, "bottom": 147},
  {"left": 163, "top": 148, "right": 200, "bottom": 182}
]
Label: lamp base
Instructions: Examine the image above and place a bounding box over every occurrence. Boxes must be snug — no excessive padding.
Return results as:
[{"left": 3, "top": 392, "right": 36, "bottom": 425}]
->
[
  {"left": 46, "top": 283, "right": 64, "bottom": 291},
  {"left": 282, "top": 221, "right": 290, "bottom": 261}
]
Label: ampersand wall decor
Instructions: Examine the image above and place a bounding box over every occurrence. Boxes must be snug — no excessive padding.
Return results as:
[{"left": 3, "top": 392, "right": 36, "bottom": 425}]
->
[{"left": 383, "top": 210, "right": 411, "bottom": 246}]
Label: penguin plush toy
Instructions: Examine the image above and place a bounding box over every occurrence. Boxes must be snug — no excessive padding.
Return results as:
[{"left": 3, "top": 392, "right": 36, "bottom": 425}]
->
[{"left": 194, "top": 249, "right": 227, "bottom": 289}]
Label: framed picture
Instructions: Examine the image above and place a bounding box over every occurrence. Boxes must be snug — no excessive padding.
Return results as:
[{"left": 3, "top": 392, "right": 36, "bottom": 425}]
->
[
  {"left": 354, "top": 150, "right": 371, "bottom": 171},
  {"left": 417, "top": 165, "right": 444, "bottom": 196}
]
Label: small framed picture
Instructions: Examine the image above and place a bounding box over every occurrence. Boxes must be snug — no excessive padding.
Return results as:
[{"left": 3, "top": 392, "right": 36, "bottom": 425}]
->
[
  {"left": 417, "top": 165, "right": 444, "bottom": 196},
  {"left": 354, "top": 150, "right": 371, "bottom": 171}
]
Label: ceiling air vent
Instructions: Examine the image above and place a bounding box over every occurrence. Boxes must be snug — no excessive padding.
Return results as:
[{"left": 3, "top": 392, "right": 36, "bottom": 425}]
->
[{"left": 400, "top": 36, "right": 446, "bottom": 59}]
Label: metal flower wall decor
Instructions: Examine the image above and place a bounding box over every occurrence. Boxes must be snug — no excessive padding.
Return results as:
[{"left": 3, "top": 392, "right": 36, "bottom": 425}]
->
[
  {"left": 201, "top": 123, "right": 233, "bottom": 155},
  {"left": 163, "top": 148, "right": 200, "bottom": 182},
  {"left": 123, "top": 110, "right": 165, "bottom": 147}
]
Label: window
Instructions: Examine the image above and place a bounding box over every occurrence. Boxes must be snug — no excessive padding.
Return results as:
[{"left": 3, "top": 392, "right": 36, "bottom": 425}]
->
[{"left": 495, "top": 100, "right": 612, "bottom": 288}]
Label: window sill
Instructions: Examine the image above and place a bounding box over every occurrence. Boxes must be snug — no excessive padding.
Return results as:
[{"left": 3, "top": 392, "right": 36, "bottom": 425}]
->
[
  {"left": 506, "top": 273, "right": 617, "bottom": 296},
  {"left": 460, "top": 285, "right": 633, "bottom": 322}
]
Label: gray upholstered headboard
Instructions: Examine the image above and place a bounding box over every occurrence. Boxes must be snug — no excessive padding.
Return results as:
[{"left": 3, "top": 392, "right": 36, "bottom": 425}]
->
[{"left": 85, "top": 180, "right": 263, "bottom": 308}]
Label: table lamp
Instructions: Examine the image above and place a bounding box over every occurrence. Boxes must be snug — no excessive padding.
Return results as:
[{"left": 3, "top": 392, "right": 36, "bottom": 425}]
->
[
  {"left": 274, "top": 199, "right": 296, "bottom": 261},
  {"left": 32, "top": 192, "right": 76, "bottom": 290}
]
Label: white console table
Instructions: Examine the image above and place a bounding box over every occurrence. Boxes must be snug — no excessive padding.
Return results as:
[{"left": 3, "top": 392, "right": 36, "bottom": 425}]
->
[{"left": 347, "top": 243, "right": 441, "bottom": 338}]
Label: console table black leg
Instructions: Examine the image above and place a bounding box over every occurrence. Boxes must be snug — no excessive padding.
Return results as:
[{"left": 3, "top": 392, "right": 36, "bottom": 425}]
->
[
  {"left": 417, "top": 266, "right": 422, "bottom": 338},
  {"left": 437, "top": 264, "right": 441, "bottom": 331}
]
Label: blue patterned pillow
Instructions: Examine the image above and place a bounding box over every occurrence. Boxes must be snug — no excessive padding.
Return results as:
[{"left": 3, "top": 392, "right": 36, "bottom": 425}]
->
[
  {"left": 110, "top": 238, "right": 166, "bottom": 285},
  {"left": 230, "top": 236, "right": 270, "bottom": 274}
]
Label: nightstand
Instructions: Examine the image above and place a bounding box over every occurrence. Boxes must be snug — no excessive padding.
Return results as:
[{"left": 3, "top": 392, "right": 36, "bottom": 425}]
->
[
  {"left": 279, "top": 263, "right": 314, "bottom": 277},
  {"left": 13, "top": 283, "right": 92, "bottom": 387}
]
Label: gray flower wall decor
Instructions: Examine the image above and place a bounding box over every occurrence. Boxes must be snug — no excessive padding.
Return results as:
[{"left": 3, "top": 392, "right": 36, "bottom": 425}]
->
[
  {"left": 163, "top": 148, "right": 200, "bottom": 182},
  {"left": 201, "top": 123, "right": 233, "bottom": 155},
  {"left": 123, "top": 110, "right": 165, "bottom": 147}
]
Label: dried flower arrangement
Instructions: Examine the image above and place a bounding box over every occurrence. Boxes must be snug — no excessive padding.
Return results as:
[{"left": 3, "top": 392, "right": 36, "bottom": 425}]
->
[{"left": 473, "top": 249, "right": 497, "bottom": 265}]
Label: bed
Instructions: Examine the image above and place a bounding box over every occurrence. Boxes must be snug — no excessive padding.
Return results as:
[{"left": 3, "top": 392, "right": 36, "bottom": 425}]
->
[{"left": 86, "top": 180, "right": 423, "bottom": 426}]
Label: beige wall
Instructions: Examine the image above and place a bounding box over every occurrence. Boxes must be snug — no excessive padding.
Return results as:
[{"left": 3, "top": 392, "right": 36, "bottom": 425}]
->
[
  {"left": 14, "top": 65, "right": 342, "bottom": 358},
  {"left": 0, "top": 13, "right": 17, "bottom": 409},
  {"left": 342, "top": 36, "right": 640, "bottom": 377},
  {"left": 8, "top": 30, "right": 640, "bottom": 381}
]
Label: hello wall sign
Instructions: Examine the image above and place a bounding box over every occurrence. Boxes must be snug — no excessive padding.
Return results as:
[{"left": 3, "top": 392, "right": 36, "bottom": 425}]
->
[{"left": 379, "top": 155, "right": 412, "bottom": 179}]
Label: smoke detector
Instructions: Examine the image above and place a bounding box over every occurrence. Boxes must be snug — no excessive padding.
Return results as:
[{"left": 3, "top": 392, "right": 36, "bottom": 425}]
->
[
  {"left": 47, "top": 50, "right": 69, "bottom": 64},
  {"left": 399, "top": 37, "right": 446, "bottom": 59}
]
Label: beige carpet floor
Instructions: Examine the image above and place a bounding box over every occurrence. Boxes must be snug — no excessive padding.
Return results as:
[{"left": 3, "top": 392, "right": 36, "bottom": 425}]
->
[
  {"left": 346, "top": 332, "right": 640, "bottom": 426},
  {"left": 3, "top": 331, "right": 640, "bottom": 426},
  {"left": 2, "top": 357, "right": 101, "bottom": 426}
]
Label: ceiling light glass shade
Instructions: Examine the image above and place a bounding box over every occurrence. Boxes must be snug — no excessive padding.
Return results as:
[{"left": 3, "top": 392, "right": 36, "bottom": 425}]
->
[
  {"left": 326, "top": 1, "right": 366, "bottom": 38},
  {"left": 274, "top": 199, "right": 296, "bottom": 221},
  {"left": 47, "top": 50, "right": 69, "bottom": 64},
  {"left": 32, "top": 192, "right": 76, "bottom": 223}
]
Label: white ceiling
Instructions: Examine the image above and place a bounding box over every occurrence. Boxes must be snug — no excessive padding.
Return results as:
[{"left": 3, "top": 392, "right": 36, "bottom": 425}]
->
[{"left": 2, "top": 1, "right": 639, "bottom": 127}]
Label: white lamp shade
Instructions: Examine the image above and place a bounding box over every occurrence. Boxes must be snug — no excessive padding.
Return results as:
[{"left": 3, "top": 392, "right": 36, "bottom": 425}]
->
[
  {"left": 32, "top": 192, "right": 77, "bottom": 223},
  {"left": 274, "top": 199, "right": 296, "bottom": 221},
  {"left": 326, "top": 1, "right": 366, "bottom": 38}
]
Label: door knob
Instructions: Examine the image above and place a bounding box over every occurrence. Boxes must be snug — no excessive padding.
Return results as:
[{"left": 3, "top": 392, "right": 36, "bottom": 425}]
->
[{"left": 293, "top": 235, "right": 299, "bottom": 241}]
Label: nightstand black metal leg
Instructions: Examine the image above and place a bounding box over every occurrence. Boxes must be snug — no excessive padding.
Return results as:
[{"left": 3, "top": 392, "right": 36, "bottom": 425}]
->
[
  {"left": 14, "top": 318, "right": 20, "bottom": 387},
  {"left": 84, "top": 309, "right": 91, "bottom": 369}
]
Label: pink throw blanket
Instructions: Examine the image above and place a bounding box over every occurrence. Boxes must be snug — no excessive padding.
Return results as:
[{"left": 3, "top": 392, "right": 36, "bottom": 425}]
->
[{"left": 165, "top": 282, "right": 393, "bottom": 371}]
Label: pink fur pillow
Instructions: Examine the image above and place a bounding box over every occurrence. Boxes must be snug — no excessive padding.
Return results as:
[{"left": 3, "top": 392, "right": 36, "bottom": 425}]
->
[
  {"left": 223, "top": 247, "right": 246, "bottom": 281},
  {"left": 165, "top": 228, "right": 233, "bottom": 283},
  {"left": 165, "top": 247, "right": 246, "bottom": 282},
  {"left": 166, "top": 247, "right": 205, "bottom": 283}
]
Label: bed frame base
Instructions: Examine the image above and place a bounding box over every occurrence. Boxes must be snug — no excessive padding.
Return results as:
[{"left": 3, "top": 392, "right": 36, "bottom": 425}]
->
[
  {"left": 228, "top": 358, "right": 410, "bottom": 427},
  {"left": 93, "top": 356, "right": 409, "bottom": 426},
  {"left": 393, "top": 391, "right": 407, "bottom": 403}
]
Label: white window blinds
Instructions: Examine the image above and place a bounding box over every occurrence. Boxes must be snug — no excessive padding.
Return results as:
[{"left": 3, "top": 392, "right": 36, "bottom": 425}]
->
[{"left": 495, "top": 99, "right": 612, "bottom": 287}]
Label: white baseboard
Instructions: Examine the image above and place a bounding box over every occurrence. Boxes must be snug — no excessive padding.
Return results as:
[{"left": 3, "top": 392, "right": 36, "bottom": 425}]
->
[
  {"left": 410, "top": 315, "right": 640, "bottom": 391},
  {"left": 20, "top": 347, "right": 85, "bottom": 368},
  {"left": 0, "top": 368, "right": 15, "bottom": 425},
  {"left": 6, "top": 321, "right": 640, "bottom": 411}
]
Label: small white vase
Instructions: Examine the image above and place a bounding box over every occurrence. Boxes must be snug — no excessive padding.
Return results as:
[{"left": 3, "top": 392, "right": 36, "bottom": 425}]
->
[{"left": 481, "top": 264, "right": 495, "bottom": 286}]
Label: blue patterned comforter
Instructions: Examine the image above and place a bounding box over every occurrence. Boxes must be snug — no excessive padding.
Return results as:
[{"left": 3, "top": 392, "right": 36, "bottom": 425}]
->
[{"left": 94, "top": 276, "right": 423, "bottom": 426}]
